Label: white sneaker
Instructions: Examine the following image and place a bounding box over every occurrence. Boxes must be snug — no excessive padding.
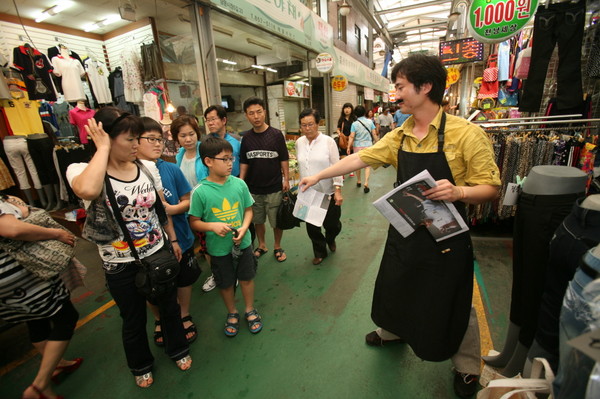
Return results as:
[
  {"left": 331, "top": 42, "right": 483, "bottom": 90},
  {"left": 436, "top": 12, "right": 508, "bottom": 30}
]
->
[{"left": 202, "top": 274, "right": 216, "bottom": 292}]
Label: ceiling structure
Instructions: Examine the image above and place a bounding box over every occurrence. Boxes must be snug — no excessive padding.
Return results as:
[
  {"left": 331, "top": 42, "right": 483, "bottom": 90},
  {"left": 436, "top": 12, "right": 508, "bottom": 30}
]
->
[{"left": 373, "top": 0, "right": 453, "bottom": 61}]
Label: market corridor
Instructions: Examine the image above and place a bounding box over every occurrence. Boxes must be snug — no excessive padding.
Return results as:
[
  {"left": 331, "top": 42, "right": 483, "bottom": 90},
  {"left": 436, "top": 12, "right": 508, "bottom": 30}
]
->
[{"left": 0, "top": 166, "right": 512, "bottom": 399}]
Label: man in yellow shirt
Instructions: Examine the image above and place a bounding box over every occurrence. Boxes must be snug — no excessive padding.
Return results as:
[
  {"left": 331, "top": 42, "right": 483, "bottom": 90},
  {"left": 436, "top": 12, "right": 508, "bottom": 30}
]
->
[{"left": 301, "top": 54, "right": 500, "bottom": 398}]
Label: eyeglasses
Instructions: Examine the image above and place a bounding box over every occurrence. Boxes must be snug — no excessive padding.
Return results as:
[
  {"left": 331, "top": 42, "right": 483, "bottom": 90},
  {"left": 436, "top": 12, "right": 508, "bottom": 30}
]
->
[
  {"left": 301, "top": 123, "right": 316, "bottom": 129},
  {"left": 139, "top": 137, "right": 164, "bottom": 144},
  {"left": 205, "top": 117, "right": 221, "bottom": 123},
  {"left": 211, "top": 156, "right": 235, "bottom": 163}
]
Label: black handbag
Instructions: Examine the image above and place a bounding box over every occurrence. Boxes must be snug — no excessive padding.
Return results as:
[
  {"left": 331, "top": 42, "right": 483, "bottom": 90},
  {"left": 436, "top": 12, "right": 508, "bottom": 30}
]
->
[
  {"left": 276, "top": 190, "right": 300, "bottom": 230},
  {"left": 104, "top": 173, "right": 179, "bottom": 300}
]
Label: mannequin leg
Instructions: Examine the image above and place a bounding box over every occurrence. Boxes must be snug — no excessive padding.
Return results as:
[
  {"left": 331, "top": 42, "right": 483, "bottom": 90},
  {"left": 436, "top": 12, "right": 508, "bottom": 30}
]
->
[
  {"left": 22, "top": 188, "right": 36, "bottom": 205},
  {"left": 53, "top": 184, "right": 66, "bottom": 210},
  {"left": 482, "top": 321, "right": 521, "bottom": 367},
  {"left": 42, "top": 184, "right": 56, "bottom": 211},
  {"left": 501, "top": 342, "right": 529, "bottom": 377},
  {"left": 36, "top": 188, "right": 48, "bottom": 208}
]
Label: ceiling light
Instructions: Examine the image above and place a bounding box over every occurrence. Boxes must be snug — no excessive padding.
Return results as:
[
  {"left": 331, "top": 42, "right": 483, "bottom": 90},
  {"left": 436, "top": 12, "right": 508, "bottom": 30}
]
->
[
  {"left": 119, "top": 3, "right": 137, "bottom": 22},
  {"left": 84, "top": 15, "right": 121, "bottom": 32},
  {"left": 220, "top": 59, "right": 237, "bottom": 65},
  {"left": 35, "top": 2, "right": 73, "bottom": 23},
  {"left": 213, "top": 25, "right": 234, "bottom": 37},
  {"left": 339, "top": 0, "right": 351, "bottom": 17},
  {"left": 247, "top": 38, "right": 272, "bottom": 51},
  {"left": 266, "top": 67, "right": 278, "bottom": 73},
  {"left": 251, "top": 65, "right": 265, "bottom": 70}
]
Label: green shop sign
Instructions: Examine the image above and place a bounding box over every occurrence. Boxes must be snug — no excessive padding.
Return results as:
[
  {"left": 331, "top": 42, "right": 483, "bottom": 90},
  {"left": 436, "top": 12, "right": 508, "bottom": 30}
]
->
[
  {"left": 210, "top": 0, "right": 333, "bottom": 52},
  {"left": 467, "top": 0, "right": 538, "bottom": 43}
]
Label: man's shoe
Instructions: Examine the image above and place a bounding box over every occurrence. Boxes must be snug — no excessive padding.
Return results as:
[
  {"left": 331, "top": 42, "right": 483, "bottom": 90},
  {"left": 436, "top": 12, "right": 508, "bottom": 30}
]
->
[
  {"left": 365, "top": 330, "right": 405, "bottom": 346},
  {"left": 202, "top": 274, "right": 216, "bottom": 292},
  {"left": 312, "top": 257, "right": 324, "bottom": 265},
  {"left": 327, "top": 241, "right": 337, "bottom": 252},
  {"left": 453, "top": 370, "right": 479, "bottom": 398}
]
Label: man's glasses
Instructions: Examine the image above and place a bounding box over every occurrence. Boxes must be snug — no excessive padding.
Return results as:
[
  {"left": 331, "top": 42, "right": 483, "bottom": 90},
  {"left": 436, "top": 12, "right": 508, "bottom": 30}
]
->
[
  {"left": 139, "top": 137, "right": 164, "bottom": 144},
  {"left": 211, "top": 156, "right": 235, "bottom": 163},
  {"left": 205, "top": 118, "right": 221, "bottom": 123},
  {"left": 301, "top": 123, "right": 316, "bottom": 129}
]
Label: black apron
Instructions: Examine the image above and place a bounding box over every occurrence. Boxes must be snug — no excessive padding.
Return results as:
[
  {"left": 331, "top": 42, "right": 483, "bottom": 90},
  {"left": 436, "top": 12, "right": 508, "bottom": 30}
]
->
[{"left": 371, "top": 113, "right": 474, "bottom": 361}]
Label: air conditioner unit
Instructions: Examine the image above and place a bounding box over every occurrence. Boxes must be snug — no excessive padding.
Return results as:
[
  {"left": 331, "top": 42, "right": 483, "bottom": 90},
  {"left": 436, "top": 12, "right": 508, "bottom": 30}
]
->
[{"left": 119, "top": 4, "right": 136, "bottom": 22}]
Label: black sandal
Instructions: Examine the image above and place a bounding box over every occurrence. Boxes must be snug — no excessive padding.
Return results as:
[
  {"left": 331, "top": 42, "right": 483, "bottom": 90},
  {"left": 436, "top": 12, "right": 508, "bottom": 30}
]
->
[
  {"left": 153, "top": 320, "right": 164, "bottom": 347},
  {"left": 181, "top": 315, "right": 198, "bottom": 344},
  {"left": 224, "top": 312, "right": 240, "bottom": 337},
  {"left": 245, "top": 309, "right": 263, "bottom": 334}
]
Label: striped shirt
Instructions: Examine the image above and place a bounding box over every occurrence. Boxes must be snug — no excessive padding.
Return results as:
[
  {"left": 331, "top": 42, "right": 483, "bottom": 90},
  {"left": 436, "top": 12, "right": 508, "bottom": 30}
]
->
[{"left": 0, "top": 249, "right": 69, "bottom": 323}]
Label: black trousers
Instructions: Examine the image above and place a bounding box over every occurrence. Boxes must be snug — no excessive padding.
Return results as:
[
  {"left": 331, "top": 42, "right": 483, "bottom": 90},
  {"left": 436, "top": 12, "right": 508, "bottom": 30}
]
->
[
  {"left": 519, "top": 2, "right": 586, "bottom": 112},
  {"left": 105, "top": 262, "right": 189, "bottom": 376},
  {"left": 532, "top": 199, "right": 600, "bottom": 370},
  {"left": 26, "top": 136, "right": 59, "bottom": 185},
  {"left": 306, "top": 196, "right": 342, "bottom": 259},
  {"left": 510, "top": 192, "right": 582, "bottom": 347}
]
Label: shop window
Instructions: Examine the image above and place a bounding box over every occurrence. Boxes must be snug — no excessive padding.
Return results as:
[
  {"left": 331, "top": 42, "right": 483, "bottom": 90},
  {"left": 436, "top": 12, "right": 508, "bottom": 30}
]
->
[
  {"left": 355, "top": 25, "right": 361, "bottom": 54},
  {"left": 364, "top": 35, "right": 369, "bottom": 57},
  {"left": 338, "top": 15, "right": 347, "bottom": 42}
]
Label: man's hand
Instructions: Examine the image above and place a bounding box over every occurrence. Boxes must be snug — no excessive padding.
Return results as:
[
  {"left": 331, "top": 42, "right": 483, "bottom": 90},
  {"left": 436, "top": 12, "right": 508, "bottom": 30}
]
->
[
  {"left": 299, "top": 176, "right": 319, "bottom": 192},
  {"left": 422, "top": 179, "right": 463, "bottom": 202},
  {"left": 283, "top": 180, "right": 290, "bottom": 192}
]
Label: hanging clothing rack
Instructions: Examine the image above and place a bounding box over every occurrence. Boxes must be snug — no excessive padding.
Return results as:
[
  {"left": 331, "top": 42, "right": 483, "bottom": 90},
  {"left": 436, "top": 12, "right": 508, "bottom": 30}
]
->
[
  {"left": 473, "top": 114, "right": 583, "bottom": 123},
  {"left": 480, "top": 118, "right": 600, "bottom": 128},
  {"left": 485, "top": 125, "right": 600, "bottom": 133}
]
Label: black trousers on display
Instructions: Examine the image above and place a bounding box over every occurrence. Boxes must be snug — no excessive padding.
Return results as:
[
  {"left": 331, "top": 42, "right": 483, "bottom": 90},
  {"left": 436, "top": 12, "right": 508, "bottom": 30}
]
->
[
  {"left": 510, "top": 192, "right": 582, "bottom": 347},
  {"left": 26, "top": 135, "right": 59, "bottom": 185},
  {"left": 532, "top": 199, "right": 600, "bottom": 370},
  {"left": 519, "top": 2, "right": 586, "bottom": 112}
]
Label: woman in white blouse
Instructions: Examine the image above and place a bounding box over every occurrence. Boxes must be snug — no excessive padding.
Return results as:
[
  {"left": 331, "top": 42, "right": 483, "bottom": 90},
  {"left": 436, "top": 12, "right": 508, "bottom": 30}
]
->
[{"left": 295, "top": 108, "right": 343, "bottom": 265}]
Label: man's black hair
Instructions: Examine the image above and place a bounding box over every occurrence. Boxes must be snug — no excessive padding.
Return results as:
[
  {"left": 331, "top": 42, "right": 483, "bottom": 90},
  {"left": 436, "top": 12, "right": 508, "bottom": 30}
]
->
[
  {"left": 243, "top": 97, "right": 265, "bottom": 112},
  {"left": 390, "top": 54, "right": 447, "bottom": 105},
  {"left": 141, "top": 116, "right": 162, "bottom": 135},
  {"left": 299, "top": 108, "right": 321, "bottom": 124},
  {"left": 204, "top": 104, "right": 227, "bottom": 120},
  {"left": 354, "top": 105, "right": 366, "bottom": 118},
  {"left": 200, "top": 136, "right": 234, "bottom": 166}
]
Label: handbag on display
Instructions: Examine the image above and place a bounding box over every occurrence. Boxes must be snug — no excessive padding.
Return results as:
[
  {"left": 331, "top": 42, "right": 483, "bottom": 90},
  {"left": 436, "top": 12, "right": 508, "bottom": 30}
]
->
[
  {"left": 104, "top": 174, "right": 179, "bottom": 301},
  {"left": 276, "top": 190, "right": 300, "bottom": 230},
  {"left": 0, "top": 208, "right": 75, "bottom": 280},
  {"left": 498, "top": 86, "right": 519, "bottom": 107},
  {"left": 478, "top": 54, "right": 500, "bottom": 99}
]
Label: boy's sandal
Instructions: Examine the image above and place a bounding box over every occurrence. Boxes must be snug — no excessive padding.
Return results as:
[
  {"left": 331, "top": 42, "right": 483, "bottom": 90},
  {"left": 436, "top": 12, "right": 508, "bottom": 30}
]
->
[
  {"left": 224, "top": 312, "right": 240, "bottom": 337},
  {"left": 245, "top": 309, "right": 263, "bottom": 334},
  {"left": 274, "top": 248, "right": 287, "bottom": 262},
  {"left": 175, "top": 355, "right": 192, "bottom": 371},
  {"left": 135, "top": 372, "right": 153, "bottom": 388},
  {"left": 181, "top": 315, "right": 198, "bottom": 344},
  {"left": 254, "top": 247, "right": 268, "bottom": 258},
  {"left": 153, "top": 320, "right": 164, "bottom": 347}
]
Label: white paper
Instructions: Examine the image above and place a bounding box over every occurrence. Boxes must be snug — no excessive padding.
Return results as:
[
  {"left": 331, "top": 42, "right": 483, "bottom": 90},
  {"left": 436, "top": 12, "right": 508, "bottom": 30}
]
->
[
  {"left": 502, "top": 182, "right": 520, "bottom": 206},
  {"left": 293, "top": 186, "right": 330, "bottom": 227},
  {"left": 372, "top": 169, "right": 469, "bottom": 242}
]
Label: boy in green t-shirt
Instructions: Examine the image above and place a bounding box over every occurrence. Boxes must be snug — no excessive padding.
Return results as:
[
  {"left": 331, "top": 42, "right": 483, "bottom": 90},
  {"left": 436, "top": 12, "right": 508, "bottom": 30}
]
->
[{"left": 189, "top": 136, "right": 261, "bottom": 337}]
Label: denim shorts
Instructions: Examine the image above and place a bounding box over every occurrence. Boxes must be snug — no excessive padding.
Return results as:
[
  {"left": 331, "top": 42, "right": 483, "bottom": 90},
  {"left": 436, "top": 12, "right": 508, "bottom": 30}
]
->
[{"left": 211, "top": 246, "right": 257, "bottom": 289}]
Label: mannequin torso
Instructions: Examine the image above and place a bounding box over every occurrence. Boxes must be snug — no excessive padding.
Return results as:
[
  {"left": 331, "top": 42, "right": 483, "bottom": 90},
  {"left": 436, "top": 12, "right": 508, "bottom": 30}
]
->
[{"left": 522, "top": 165, "right": 587, "bottom": 195}]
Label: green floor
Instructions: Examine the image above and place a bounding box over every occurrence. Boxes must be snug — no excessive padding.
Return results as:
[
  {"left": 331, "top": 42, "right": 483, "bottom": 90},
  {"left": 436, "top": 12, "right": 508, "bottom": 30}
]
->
[{"left": 0, "top": 166, "right": 512, "bottom": 398}]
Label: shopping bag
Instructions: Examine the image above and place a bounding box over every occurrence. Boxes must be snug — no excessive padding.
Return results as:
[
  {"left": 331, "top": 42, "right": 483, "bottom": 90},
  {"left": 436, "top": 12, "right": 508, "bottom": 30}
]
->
[
  {"left": 514, "top": 47, "right": 531, "bottom": 80},
  {"left": 276, "top": 190, "right": 301, "bottom": 230},
  {"left": 477, "top": 358, "right": 554, "bottom": 399}
]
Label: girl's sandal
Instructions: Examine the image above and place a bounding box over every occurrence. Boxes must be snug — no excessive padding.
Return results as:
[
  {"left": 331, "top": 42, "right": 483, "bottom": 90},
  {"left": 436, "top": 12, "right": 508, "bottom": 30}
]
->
[
  {"left": 175, "top": 355, "right": 192, "bottom": 371},
  {"left": 245, "top": 309, "right": 263, "bottom": 334},
  {"left": 224, "top": 312, "right": 240, "bottom": 337},
  {"left": 135, "top": 372, "right": 153, "bottom": 388}
]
